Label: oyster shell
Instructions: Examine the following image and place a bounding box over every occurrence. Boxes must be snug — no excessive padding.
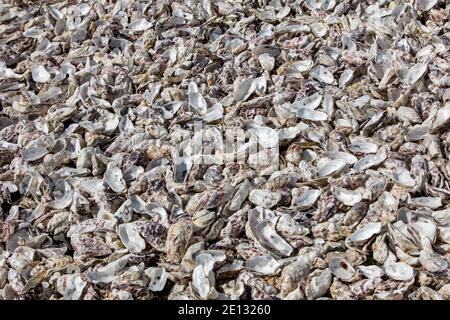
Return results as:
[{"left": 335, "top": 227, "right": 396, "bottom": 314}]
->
[
  {"left": 384, "top": 262, "right": 415, "bottom": 281},
  {"left": 249, "top": 189, "right": 281, "bottom": 209},
  {"left": 333, "top": 187, "right": 363, "bottom": 206},
  {"left": 145, "top": 267, "right": 168, "bottom": 292},
  {"left": 118, "top": 223, "right": 146, "bottom": 253},
  {"left": 245, "top": 255, "right": 281, "bottom": 275},
  {"left": 317, "top": 159, "right": 347, "bottom": 177},
  {"left": 329, "top": 257, "right": 356, "bottom": 282},
  {"left": 31, "top": 65, "right": 51, "bottom": 83}
]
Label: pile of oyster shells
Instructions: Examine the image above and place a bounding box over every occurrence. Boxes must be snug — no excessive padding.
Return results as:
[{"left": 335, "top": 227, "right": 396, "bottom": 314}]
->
[{"left": 1, "top": 0, "right": 450, "bottom": 300}]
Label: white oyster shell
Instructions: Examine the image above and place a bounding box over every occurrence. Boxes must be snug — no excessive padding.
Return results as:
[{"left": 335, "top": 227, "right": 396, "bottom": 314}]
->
[
  {"left": 384, "top": 262, "right": 414, "bottom": 281},
  {"left": 347, "top": 222, "right": 382, "bottom": 245},
  {"left": 418, "top": 250, "right": 448, "bottom": 273},
  {"left": 295, "top": 108, "right": 328, "bottom": 121},
  {"left": 145, "top": 267, "right": 168, "bottom": 292},
  {"left": 392, "top": 168, "right": 416, "bottom": 187},
  {"left": 118, "top": 223, "right": 146, "bottom": 253},
  {"left": 398, "top": 63, "right": 427, "bottom": 85},
  {"left": 253, "top": 220, "right": 293, "bottom": 257},
  {"left": 56, "top": 274, "right": 87, "bottom": 300},
  {"left": 104, "top": 164, "right": 126, "bottom": 193},
  {"left": 246, "top": 255, "right": 281, "bottom": 275},
  {"left": 292, "top": 189, "right": 321, "bottom": 210},
  {"left": 333, "top": 187, "right": 363, "bottom": 206},
  {"left": 323, "top": 151, "right": 358, "bottom": 165},
  {"left": 249, "top": 189, "right": 281, "bottom": 209},
  {"left": 310, "top": 65, "right": 334, "bottom": 84},
  {"left": 31, "top": 65, "right": 51, "bottom": 83},
  {"left": 356, "top": 265, "right": 385, "bottom": 279},
  {"left": 329, "top": 257, "right": 355, "bottom": 281},
  {"left": 317, "top": 158, "right": 347, "bottom": 177},
  {"left": 305, "top": 268, "right": 332, "bottom": 299},
  {"left": 129, "top": 18, "right": 152, "bottom": 32},
  {"left": 292, "top": 93, "right": 322, "bottom": 110}
]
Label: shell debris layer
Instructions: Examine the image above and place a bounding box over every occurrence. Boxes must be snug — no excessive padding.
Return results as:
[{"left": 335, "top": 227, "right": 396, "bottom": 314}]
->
[{"left": 0, "top": 0, "right": 450, "bottom": 300}]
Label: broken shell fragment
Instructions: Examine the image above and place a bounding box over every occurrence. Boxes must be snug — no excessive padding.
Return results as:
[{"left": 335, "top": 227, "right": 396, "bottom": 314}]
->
[
  {"left": 410, "top": 197, "right": 442, "bottom": 209},
  {"left": 305, "top": 268, "right": 332, "bottom": 300},
  {"left": 118, "top": 223, "right": 146, "bottom": 253},
  {"left": 310, "top": 65, "right": 334, "bottom": 84},
  {"left": 166, "top": 219, "right": 193, "bottom": 263},
  {"left": 329, "top": 257, "right": 355, "bottom": 282},
  {"left": 253, "top": 220, "right": 293, "bottom": 257},
  {"left": 22, "top": 146, "right": 49, "bottom": 162},
  {"left": 31, "top": 65, "right": 51, "bottom": 83},
  {"left": 317, "top": 159, "right": 347, "bottom": 177},
  {"left": 292, "top": 189, "right": 321, "bottom": 210},
  {"left": 333, "top": 187, "right": 363, "bottom": 206},
  {"left": 384, "top": 262, "right": 415, "bottom": 281}
]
